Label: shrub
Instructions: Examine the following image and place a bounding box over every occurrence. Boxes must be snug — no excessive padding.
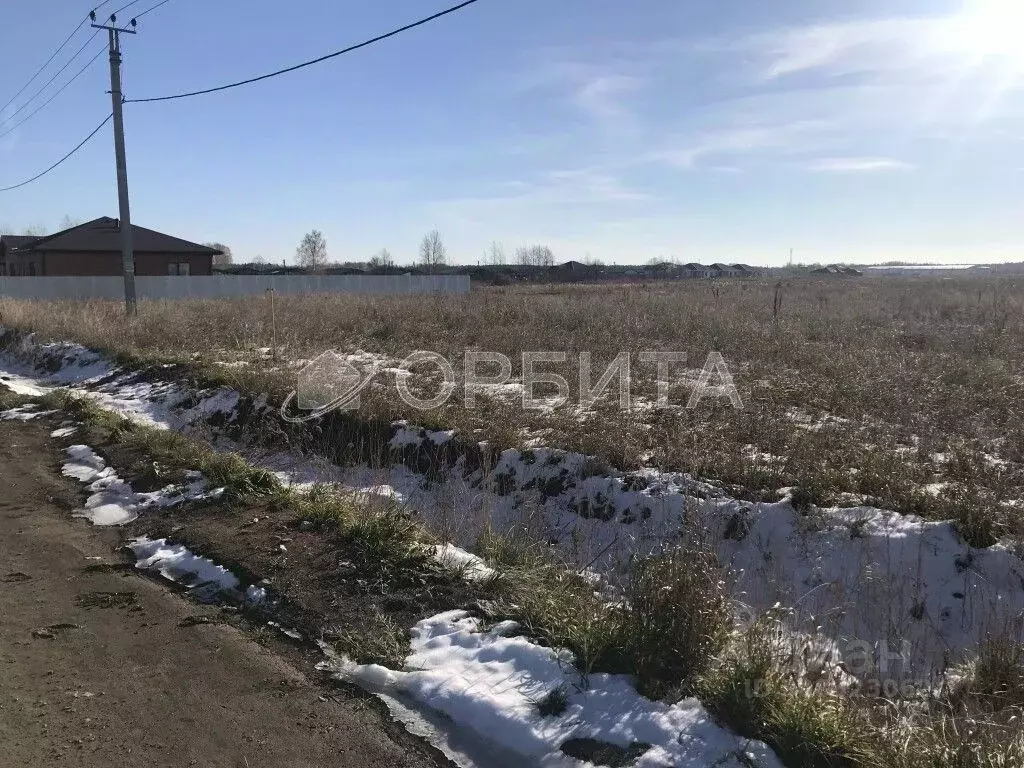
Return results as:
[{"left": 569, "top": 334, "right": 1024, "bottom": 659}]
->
[
  {"left": 611, "top": 546, "right": 733, "bottom": 698},
  {"left": 949, "top": 632, "right": 1024, "bottom": 712},
  {"left": 700, "top": 613, "right": 879, "bottom": 768}
]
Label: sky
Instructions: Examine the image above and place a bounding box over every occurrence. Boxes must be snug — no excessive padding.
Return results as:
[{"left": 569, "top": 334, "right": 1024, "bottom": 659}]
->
[{"left": 0, "top": 0, "right": 1022, "bottom": 266}]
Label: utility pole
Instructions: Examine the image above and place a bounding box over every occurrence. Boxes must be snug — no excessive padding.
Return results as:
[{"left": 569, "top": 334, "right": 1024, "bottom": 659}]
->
[{"left": 91, "top": 12, "right": 137, "bottom": 316}]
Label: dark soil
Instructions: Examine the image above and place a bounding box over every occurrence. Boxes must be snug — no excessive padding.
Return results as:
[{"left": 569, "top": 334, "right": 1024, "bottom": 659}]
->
[{"left": 0, "top": 417, "right": 454, "bottom": 768}]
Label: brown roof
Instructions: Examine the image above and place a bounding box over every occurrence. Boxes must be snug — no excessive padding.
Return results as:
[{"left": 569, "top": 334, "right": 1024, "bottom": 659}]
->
[
  {"left": 0, "top": 235, "right": 39, "bottom": 254},
  {"left": 21, "top": 217, "right": 221, "bottom": 255}
]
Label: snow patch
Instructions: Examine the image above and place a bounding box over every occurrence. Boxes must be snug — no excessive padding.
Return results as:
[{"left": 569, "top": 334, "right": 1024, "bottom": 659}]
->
[
  {"left": 128, "top": 536, "right": 268, "bottom": 605},
  {"left": 390, "top": 425, "right": 455, "bottom": 449},
  {"left": 0, "top": 405, "right": 57, "bottom": 421},
  {"left": 62, "top": 445, "right": 219, "bottom": 526},
  {"left": 324, "top": 610, "right": 781, "bottom": 768},
  {"left": 8, "top": 334, "right": 1024, "bottom": 678},
  {"left": 0, "top": 370, "right": 51, "bottom": 396},
  {"left": 431, "top": 544, "right": 495, "bottom": 582}
]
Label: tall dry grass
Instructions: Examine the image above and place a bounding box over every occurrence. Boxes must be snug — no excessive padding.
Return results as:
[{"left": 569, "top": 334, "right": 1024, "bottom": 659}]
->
[{"left": 3, "top": 277, "right": 1024, "bottom": 539}]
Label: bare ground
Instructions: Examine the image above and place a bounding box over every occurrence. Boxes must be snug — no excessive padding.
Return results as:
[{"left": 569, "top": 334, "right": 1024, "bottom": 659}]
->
[{"left": 0, "top": 418, "right": 452, "bottom": 768}]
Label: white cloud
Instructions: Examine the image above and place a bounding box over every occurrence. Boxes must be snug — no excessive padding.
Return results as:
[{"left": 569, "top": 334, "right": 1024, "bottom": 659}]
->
[
  {"left": 571, "top": 73, "right": 644, "bottom": 130},
  {"left": 542, "top": 168, "right": 651, "bottom": 201},
  {"left": 750, "top": 18, "right": 935, "bottom": 80},
  {"left": 808, "top": 156, "right": 913, "bottom": 173},
  {"left": 652, "top": 120, "right": 832, "bottom": 168},
  {"left": 509, "top": 52, "right": 647, "bottom": 134},
  {"left": 730, "top": 10, "right": 1024, "bottom": 84},
  {"left": 426, "top": 167, "right": 651, "bottom": 228}
]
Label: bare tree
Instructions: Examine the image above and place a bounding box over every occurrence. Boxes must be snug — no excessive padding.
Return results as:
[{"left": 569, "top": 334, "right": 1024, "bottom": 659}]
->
[
  {"left": 203, "top": 242, "right": 233, "bottom": 267},
  {"left": 484, "top": 241, "right": 507, "bottom": 265},
  {"left": 21, "top": 224, "right": 46, "bottom": 237},
  {"left": 296, "top": 230, "right": 328, "bottom": 272},
  {"left": 369, "top": 248, "right": 395, "bottom": 269},
  {"left": 516, "top": 244, "right": 554, "bottom": 266},
  {"left": 419, "top": 229, "right": 447, "bottom": 270},
  {"left": 59, "top": 215, "right": 83, "bottom": 231}
]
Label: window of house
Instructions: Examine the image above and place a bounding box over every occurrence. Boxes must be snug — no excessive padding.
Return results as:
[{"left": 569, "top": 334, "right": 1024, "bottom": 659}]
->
[
  {"left": 27, "top": 263, "right": 35, "bottom": 276},
  {"left": 167, "top": 262, "right": 191, "bottom": 276}
]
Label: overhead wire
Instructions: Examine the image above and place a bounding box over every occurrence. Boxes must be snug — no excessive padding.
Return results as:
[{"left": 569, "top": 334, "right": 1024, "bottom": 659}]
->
[
  {"left": 0, "top": 114, "right": 113, "bottom": 193},
  {"left": 0, "top": 46, "right": 106, "bottom": 142},
  {"left": 126, "top": 0, "right": 482, "bottom": 103},
  {"left": 131, "top": 0, "right": 172, "bottom": 21},
  {"left": 0, "top": 28, "right": 103, "bottom": 129},
  {"left": 1, "top": 0, "right": 479, "bottom": 192},
  {"left": 0, "top": 0, "right": 114, "bottom": 115}
]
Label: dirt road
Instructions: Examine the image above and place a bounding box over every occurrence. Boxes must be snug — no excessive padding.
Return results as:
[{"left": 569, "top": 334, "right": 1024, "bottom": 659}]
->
[{"left": 0, "top": 418, "right": 450, "bottom": 768}]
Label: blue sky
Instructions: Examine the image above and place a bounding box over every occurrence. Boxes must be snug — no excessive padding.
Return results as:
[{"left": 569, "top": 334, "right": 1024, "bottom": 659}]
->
[{"left": 1, "top": 0, "right": 1022, "bottom": 265}]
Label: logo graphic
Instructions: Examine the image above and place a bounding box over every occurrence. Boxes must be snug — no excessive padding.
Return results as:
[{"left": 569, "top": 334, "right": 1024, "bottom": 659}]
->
[
  {"left": 280, "top": 351, "right": 380, "bottom": 423},
  {"left": 279, "top": 349, "right": 744, "bottom": 423}
]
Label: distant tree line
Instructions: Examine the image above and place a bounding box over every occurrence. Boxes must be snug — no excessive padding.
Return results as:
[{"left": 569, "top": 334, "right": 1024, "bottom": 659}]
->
[{"left": 284, "top": 228, "right": 557, "bottom": 272}]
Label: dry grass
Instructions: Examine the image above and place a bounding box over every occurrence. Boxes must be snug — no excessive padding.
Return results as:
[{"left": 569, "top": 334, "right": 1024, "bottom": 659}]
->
[
  {"left": 4, "top": 277, "right": 1024, "bottom": 542},
  {"left": 29, "top": 367, "right": 1024, "bottom": 767}
]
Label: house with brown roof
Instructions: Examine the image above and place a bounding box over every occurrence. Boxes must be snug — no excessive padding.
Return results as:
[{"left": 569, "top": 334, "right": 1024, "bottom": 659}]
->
[{"left": 0, "top": 217, "right": 222, "bottom": 277}]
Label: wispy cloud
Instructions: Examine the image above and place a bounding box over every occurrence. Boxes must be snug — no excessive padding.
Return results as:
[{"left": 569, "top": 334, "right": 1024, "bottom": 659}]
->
[
  {"left": 571, "top": 74, "right": 644, "bottom": 131},
  {"left": 808, "top": 156, "right": 913, "bottom": 173},
  {"left": 427, "top": 167, "right": 651, "bottom": 227},
  {"left": 509, "top": 51, "right": 648, "bottom": 134},
  {"left": 729, "top": 11, "right": 1024, "bottom": 85},
  {"left": 748, "top": 18, "right": 935, "bottom": 80},
  {"left": 652, "top": 120, "right": 832, "bottom": 169}
]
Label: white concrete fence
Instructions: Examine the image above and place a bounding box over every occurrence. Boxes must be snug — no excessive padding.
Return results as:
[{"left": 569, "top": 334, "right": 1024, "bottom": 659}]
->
[{"left": 0, "top": 274, "right": 471, "bottom": 300}]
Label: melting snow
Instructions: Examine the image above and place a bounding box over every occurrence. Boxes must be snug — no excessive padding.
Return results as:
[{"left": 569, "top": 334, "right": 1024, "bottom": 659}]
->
[
  {"left": 324, "top": 610, "right": 781, "bottom": 768},
  {"left": 390, "top": 424, "right": 455, "bottom": 449},
  {"left": 431, "top": 544, "right": 496, "bottom": 582},
  {"left": 62, "top": 445, "right": 219, "bottom": 526},
  {"left": 0, "top": 405, "right": 57, "bottom": 421},
  {"left": 128, "top": 536, "right": 267, "bottom": 605},
  {"left": 8, "top": 332, "right": 1024, "bottom": 679}
]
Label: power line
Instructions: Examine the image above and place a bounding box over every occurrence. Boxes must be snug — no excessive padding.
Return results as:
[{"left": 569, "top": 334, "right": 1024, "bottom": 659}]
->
[
  {"left": 0, "top": 46, "right": 106, "bottom": 142},
  {"left": 111, "top": 0, "right": 147, "bottom": 19},
  {"left": 0, "top": 29, "right": 102, "bottom": 129},
  {"left": 0, "top": 1, "right": 114, "bottom": 116},
  {"left": 126, "top": 0, "right": 483, "bottom": 103},
  {"left": 131, "top": 0, "right": 171, "bottom": 20},
  {"left": 0, "top": 113, "right": 112, "bottom": 193}
]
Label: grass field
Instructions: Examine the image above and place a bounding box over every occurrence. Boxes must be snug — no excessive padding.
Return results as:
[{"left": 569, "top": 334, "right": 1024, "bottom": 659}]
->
[
  {"left": 4, "top": 276, "right": 1024, "bottom": 765},
  {"left": 3, "top": 276, "right": 1023, "bottom": 546}
]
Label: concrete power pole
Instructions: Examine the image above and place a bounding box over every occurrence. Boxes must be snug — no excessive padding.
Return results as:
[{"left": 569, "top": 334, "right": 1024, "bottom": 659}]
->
[{"left": 92, "top": 13, "right": 137, "bottom": 316}]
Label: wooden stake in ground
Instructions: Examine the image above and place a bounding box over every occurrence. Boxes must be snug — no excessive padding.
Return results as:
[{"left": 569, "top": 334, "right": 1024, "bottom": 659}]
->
[{"left": 267, "top": 287, "right": 277, "bottom": 362}]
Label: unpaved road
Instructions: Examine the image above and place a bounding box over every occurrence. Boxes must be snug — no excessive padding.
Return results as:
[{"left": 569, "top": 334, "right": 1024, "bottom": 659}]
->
[{"left": 0, "top": 419, "right": 449, "bottom": 768}]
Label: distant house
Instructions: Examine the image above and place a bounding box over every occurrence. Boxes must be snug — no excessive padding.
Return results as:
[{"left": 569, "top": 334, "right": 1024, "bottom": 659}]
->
[
  {"left": 811, "top": 265, "right": 862, "bottom": 277},
  {"left": 323, "top": 264, "right": 369, "bottom": 276},
  {"left": 732, "top": 263, "right": 762, "bottom": 277},
  {"left": 679, "top": 262, "right": 712, "bottom": 279},
  {"left": 709, "top": 263, "right": 743, "bottom": 278},
  {"left": 1, "top": 217, "right": 221, "bottom": 277},
  {"left": 0, "top": 235, "right": 38, "bottom": 275},
  {"left": 552, "top": 260, "right": 597, "bottom": 281}
]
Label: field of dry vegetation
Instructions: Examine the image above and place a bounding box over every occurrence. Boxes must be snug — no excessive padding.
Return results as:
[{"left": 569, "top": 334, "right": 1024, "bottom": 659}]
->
[
  {"left": 4, "top": 276, "right": 1024, "bottom": 766},
  {"left": 3, "top": 277, "right": 1023, "bottom": 547}
]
